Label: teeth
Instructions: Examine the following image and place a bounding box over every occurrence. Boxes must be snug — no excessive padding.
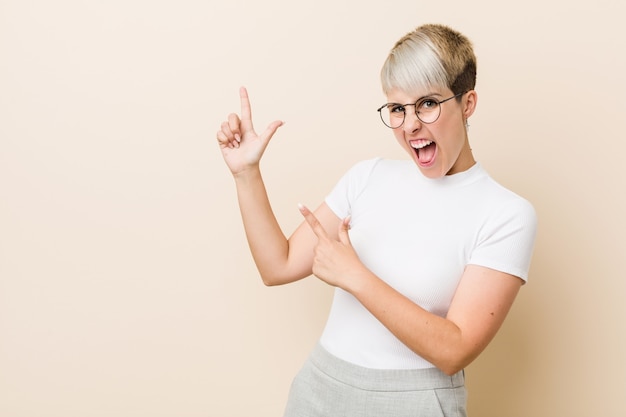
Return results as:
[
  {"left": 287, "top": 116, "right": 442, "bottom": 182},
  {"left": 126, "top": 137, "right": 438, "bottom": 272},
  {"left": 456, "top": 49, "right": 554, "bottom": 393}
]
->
[{"left": 411, "top": 140, "right": 433, "bottom": 150}]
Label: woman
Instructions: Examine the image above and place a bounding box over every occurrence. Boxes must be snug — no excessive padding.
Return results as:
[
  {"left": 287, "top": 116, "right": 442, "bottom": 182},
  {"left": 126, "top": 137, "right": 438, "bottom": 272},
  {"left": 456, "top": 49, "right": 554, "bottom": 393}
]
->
[{"left": 217, "top": 24, "right": 536, "bottom": 417}]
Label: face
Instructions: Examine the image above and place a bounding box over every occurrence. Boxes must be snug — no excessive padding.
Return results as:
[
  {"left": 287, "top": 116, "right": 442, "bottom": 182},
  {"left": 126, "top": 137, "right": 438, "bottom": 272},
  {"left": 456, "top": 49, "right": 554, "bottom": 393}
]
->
[{"left": 385, "top": 87, "right": 477, "bottom": 179}]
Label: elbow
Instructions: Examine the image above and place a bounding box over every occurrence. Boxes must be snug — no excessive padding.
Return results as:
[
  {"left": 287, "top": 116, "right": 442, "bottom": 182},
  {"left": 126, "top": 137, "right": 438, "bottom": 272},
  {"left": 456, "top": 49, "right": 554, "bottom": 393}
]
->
[
  {"left": 439, "top": 362, "right": 465, "bottom": 376},
  {"left": 261, "top": 277, "right": 281, "bottom": 287},
  {"left": 433, "top": 351, "right": 474, "bottom": 376},
  {"left": 260, "top": 274, "right": 281, "bottom": 287},
  {"left": 259, "top": 272, "right": 294, "bottom": 287},
  {"left": 256, "top": 266, "right": 283, "bottom": 286},
  {"left": 258, "top": 267, "right": 308, "bottom": 286}
]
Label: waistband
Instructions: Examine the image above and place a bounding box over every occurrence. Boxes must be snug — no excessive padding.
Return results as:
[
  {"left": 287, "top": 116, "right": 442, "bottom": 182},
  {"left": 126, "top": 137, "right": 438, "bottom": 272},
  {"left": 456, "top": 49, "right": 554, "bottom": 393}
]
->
[{"left": 310, "top": 343, "right": 464, "bottom": 392}]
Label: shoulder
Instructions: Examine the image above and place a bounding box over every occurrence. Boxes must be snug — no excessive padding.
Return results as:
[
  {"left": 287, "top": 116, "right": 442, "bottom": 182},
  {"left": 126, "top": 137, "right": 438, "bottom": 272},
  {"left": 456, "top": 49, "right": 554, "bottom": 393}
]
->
[
  {"left": 463, "top": 165, "right": 538, "bottom": 240},
  {"left": 466, "top": 168, "right": 538, "bottom": 281},
  {"left": 345, "top": 157, "right": 413, "bottom": 180},
  {"left": 474, "top": 166, "right": 536, "bottom": 218},
  {"left": 473, "top": 171, "right": 538, "bottom": 245},
  {"left": 326, "top": 158, "right": 409, "bottom": 214},
  {"left": 491, "top": 182, "right": 536, "bottom": 222}
]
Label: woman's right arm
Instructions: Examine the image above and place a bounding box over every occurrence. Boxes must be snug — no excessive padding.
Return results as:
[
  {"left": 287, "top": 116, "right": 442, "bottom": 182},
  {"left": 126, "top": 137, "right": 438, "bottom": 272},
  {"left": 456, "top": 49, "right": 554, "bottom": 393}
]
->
[{"left": 216, "top": 87, "right": 340, "bottom": 286}]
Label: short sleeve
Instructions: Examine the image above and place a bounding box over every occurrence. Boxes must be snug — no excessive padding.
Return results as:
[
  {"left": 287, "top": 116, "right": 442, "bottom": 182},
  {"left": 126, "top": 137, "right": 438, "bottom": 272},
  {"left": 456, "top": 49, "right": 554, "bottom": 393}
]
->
[
  {"left": 324, "top": 158, "right": 381, "bottom": 219},
  {"left": 469, "top": 198, "right": 538, "bottom": 282}
]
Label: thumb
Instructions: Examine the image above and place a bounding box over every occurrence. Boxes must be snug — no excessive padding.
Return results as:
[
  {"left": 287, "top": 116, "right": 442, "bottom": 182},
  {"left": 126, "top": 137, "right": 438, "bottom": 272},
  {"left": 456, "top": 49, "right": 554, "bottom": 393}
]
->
[
  {"left": 338, "top": 215, "right": 352, "bottom": 245},
  {"left": 260, "top": 120, "right": 284, "bottom": 144}
]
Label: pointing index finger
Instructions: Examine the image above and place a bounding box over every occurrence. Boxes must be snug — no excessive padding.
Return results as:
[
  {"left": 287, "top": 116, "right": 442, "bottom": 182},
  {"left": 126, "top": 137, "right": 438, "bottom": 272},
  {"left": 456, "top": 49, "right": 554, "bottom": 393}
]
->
[
  {"left": 298, "top": 203, "right": 329, "bottom": 240},
  {"left": 239, "top": 86, "right": 254, "bottom": 132}
]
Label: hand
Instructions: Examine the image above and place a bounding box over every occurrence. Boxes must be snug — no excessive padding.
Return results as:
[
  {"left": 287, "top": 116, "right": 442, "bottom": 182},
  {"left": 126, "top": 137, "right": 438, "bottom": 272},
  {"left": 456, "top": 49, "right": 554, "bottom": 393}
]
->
[
  {"left": 298, "top": 204, "right": 367, "bottom": 291},
  {"left": 216, "top": 87, "right": 284, "bottom": 176}
]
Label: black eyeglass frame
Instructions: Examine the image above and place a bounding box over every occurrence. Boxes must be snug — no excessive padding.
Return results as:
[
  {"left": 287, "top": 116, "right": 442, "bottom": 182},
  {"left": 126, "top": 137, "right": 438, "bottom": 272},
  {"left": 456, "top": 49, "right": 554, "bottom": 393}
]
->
[{"left": 376, "top": 91, "right": 468, "bottom": 129}]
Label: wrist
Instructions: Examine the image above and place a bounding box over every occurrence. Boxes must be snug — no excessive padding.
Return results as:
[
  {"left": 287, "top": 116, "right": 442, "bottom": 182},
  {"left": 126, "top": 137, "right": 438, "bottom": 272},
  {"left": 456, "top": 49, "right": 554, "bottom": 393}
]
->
[
  {"left": 344, "top": 267, "right": 378, "bottom": 297},
  {"left": 232, "top": 165, "right": 262, "bottom": 183}
]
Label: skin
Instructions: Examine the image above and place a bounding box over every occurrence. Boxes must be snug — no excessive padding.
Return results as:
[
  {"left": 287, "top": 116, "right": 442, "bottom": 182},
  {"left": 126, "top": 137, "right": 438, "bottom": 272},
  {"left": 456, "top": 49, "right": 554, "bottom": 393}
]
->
[
  {"left": 386, "top": 87, "right": 478, "bottom": 178},
  {"left": 217, "top": 86, "right": 523, "bottom": 375}
]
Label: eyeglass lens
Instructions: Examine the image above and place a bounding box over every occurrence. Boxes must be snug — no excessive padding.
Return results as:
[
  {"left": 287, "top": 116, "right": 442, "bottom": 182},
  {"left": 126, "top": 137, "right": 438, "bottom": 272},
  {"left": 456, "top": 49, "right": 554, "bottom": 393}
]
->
[{"left": 379, "top": 98, "right": 442, "bottom": 128}]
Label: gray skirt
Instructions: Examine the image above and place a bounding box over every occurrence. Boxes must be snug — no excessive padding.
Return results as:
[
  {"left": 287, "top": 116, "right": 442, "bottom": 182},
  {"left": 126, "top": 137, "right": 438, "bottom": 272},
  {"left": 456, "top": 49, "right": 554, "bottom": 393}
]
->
[{"left": 283, "top": 344, "right": 467, "bottom": 417}]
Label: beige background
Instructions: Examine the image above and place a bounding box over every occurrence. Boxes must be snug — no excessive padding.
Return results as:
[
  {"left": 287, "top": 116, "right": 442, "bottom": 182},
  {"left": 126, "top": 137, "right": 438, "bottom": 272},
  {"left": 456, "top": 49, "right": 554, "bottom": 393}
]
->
[{"left": 1, "top": 0, "right": 624, "bottom": 416}]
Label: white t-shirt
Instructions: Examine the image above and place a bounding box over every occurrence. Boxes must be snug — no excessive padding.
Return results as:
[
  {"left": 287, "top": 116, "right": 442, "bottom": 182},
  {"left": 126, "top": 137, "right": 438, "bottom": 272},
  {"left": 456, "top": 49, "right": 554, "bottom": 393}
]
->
[{"left": 320, "top": 158, "right": 537, "bottom": 369}]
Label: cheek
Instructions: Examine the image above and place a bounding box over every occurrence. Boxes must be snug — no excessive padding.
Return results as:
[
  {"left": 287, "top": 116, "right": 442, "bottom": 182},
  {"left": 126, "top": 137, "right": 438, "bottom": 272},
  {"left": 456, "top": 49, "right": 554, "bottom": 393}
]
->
[
  {"left": 391, "top": 129, "right": 403, "bottom": 145},
  {"left": 434, "top": 122, "right": 464, "bottom": 151},
  {"left": 392, "top": 130, "right": 412, "bottom": 152}
]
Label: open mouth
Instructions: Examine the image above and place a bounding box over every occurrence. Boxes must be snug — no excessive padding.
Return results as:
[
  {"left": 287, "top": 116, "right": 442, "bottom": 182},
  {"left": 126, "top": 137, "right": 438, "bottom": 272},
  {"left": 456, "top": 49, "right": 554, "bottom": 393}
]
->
[{"left": 411, "top": 139, "right": 436, "bottom": 165}]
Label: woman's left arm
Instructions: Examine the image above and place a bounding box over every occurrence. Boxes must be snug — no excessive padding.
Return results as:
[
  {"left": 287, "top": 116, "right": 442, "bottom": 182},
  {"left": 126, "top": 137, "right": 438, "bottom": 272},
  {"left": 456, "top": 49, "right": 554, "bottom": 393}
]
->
[
  {"left": 351, "top": 264, "right": 522, "bottom": 375},
  {"left": 299, "top": 204, "right": 523, "bottom": 376}
]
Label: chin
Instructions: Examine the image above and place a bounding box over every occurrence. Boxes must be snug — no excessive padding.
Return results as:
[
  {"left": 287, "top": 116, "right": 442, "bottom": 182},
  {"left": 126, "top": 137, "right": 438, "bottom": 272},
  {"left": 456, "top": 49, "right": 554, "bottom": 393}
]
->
[
  {"left": 420, "top": 169, "right": 446, "bottom": 179},
  {"left": 412, "top": 155, "right": 446, "bottom": 178}
]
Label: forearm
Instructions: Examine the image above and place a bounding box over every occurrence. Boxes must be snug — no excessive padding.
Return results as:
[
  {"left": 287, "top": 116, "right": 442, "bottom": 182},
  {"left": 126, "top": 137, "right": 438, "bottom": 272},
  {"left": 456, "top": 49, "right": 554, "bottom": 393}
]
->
[
  {"left": 233, "top": 168, "right": 302, "bottom": 285},
  {"left": 348, "top": 272, "right": 471, "bottom": 375},
  {"left": 346, "top": 265, "right": 520, "bottom": 375}
]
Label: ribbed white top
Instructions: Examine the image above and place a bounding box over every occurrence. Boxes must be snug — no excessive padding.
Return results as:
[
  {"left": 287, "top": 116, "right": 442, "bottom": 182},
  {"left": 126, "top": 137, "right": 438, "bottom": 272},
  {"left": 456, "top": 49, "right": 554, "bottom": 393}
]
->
[{"left": 320, "top": 158, "right": 537, "bottom": 369}]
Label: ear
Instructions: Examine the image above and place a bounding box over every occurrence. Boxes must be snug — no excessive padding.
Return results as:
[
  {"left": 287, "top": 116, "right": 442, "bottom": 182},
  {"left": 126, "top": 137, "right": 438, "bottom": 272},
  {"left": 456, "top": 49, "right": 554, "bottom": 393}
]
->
[{"left": 463, "top": 90, "right": 478, "bottom": 119}]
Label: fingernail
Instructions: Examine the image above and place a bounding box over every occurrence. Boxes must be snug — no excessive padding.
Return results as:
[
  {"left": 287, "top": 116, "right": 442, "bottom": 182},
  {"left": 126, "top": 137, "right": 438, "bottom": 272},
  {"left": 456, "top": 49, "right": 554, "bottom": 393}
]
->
[{"left": 235, "top": 133, "right": 241, "bottom": 142}]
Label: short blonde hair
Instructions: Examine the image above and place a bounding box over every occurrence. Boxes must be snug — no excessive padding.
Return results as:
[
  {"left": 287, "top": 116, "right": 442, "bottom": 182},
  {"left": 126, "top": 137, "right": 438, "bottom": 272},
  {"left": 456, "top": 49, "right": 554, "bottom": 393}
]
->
[{"left": 381, "top": 24, "right": 477, "bottom": 95}]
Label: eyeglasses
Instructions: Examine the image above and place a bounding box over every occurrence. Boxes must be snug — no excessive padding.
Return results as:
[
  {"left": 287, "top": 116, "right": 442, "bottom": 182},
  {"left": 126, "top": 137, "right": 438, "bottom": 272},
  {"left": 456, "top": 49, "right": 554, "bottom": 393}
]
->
[{"left": 376, "top": 91, "right": 467, "bottom": 129}]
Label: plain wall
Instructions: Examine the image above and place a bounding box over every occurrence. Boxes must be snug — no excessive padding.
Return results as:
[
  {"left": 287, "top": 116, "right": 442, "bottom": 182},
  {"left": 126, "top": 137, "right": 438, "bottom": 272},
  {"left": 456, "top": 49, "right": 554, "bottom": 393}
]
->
[{"left": 1, "top": 0, "right": 624, "bottom": 416}]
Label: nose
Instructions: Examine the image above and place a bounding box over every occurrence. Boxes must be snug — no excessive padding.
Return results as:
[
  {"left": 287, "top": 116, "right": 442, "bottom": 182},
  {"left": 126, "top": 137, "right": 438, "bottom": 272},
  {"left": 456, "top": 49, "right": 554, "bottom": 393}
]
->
[{"left": 402, "top": 107, "right": 422, "bottom": 132}]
